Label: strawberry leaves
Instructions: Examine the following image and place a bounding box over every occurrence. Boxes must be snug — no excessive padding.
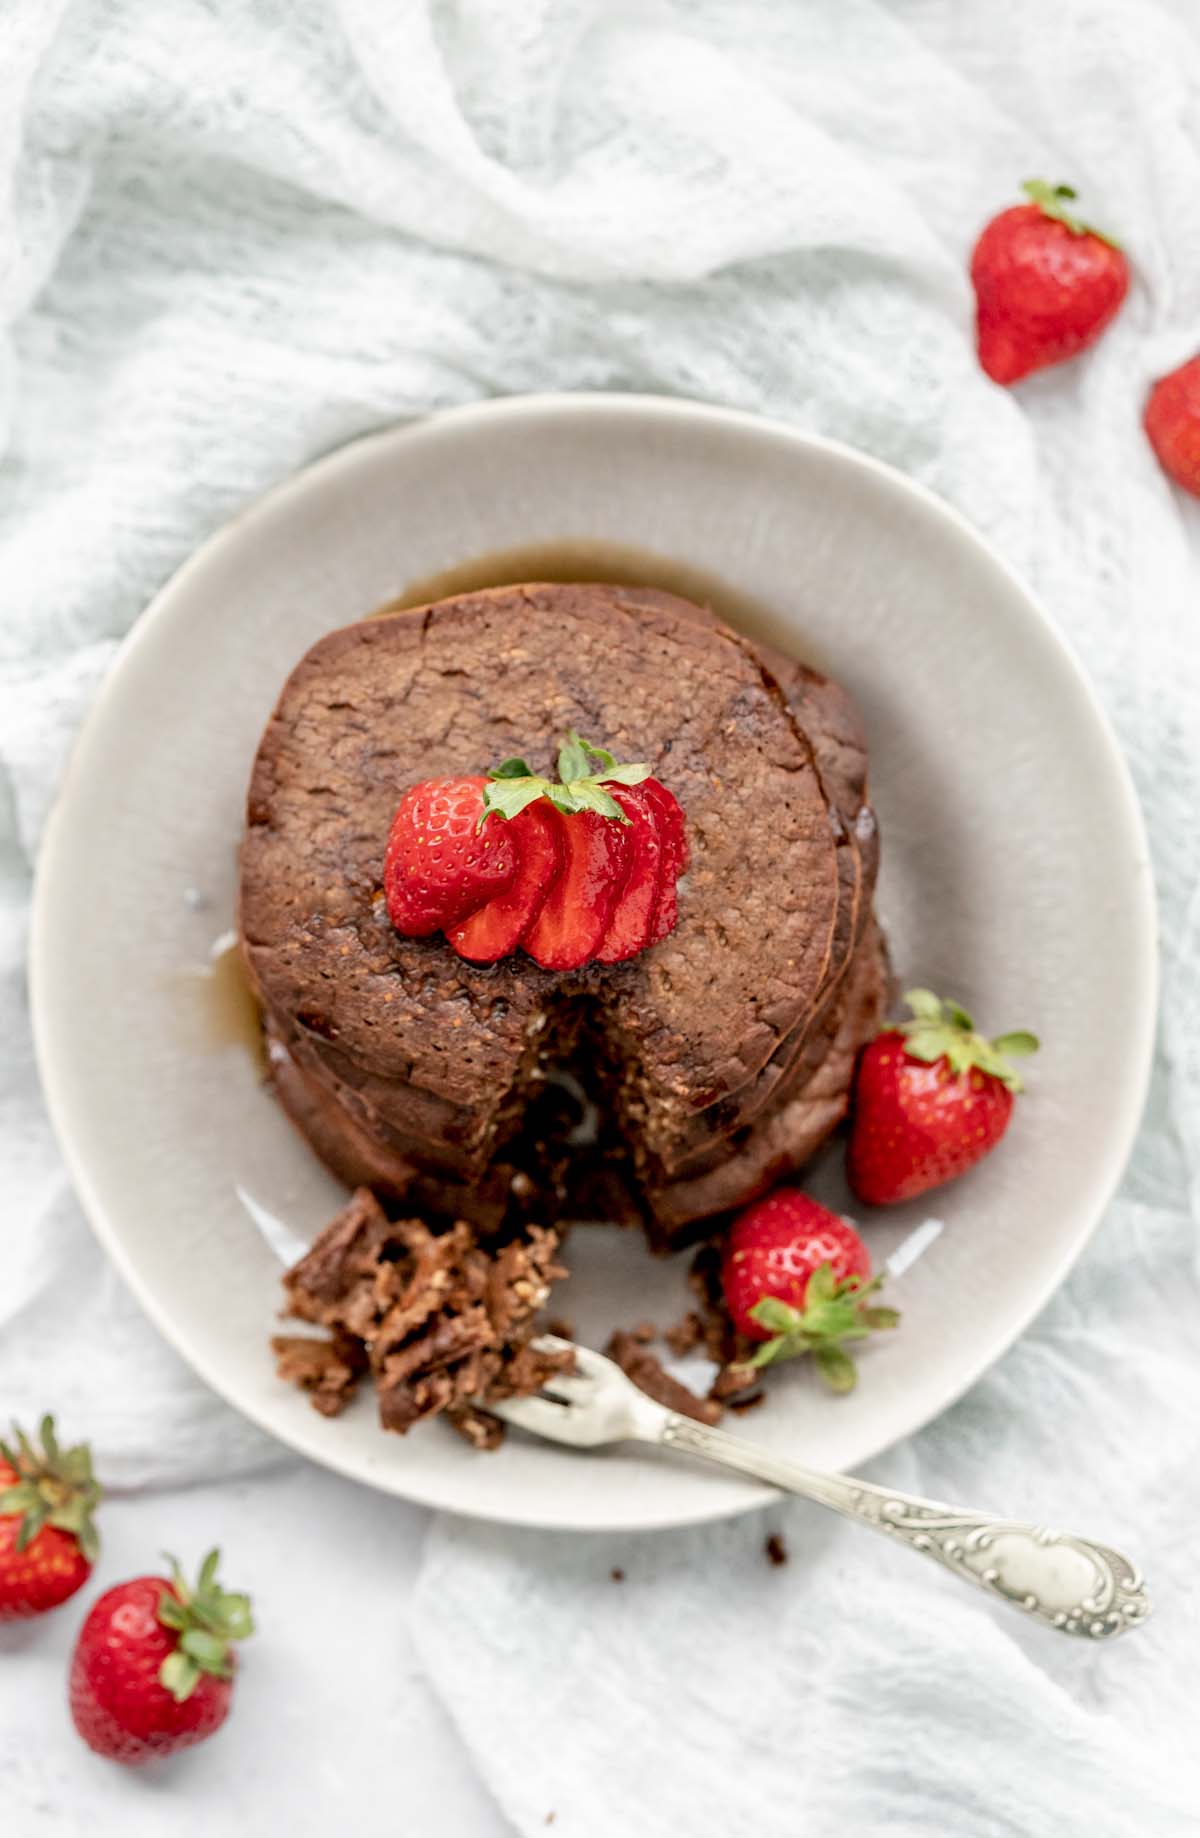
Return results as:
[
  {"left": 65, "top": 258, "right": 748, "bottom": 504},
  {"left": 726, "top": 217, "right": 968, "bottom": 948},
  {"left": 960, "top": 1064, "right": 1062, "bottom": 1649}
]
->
[
  {"left": 556, "top": 733, "right": 601, "bottom": 784},
  {"left": 555, "top": 733, "right": 652, "bottom": 790},
  {"left": 0, "top": 1415, "right": 102, "bottom": 1563},
  {"left": 480, "top": 731, "right": 652, "bottom": 829},
  {"left": 480, "top": 771, "right": 554, "bottom": 824},
  {"left": 157, "top": 1547, "right": 255, "bottom": 1703},
  {"left": 1022, "top": 179, "right": 1120, "bottom": 249},
  {"left": 897, "top": 989, "right": 1039, "bottom": 1093},
  {"left": 746, "top": 1265, "right": 899, "bottom": 1394}
]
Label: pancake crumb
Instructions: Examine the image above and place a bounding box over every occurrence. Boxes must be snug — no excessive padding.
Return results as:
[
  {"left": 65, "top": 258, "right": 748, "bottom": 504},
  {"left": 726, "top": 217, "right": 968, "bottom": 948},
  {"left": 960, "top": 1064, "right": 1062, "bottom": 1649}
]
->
[
  {"left": 605, "top": 1330, "right": 722, "bottom": 1424},
  {"left": 275, "top": 1187, "right": 569, "bottom": 1441}
]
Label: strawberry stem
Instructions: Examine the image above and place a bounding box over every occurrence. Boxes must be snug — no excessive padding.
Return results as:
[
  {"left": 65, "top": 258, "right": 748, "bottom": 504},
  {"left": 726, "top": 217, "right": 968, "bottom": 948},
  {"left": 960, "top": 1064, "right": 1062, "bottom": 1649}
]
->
[
  {"left": 1021, "top": 178, "right": 1121, "bottom": 248},
  {"left": 156, "top": 1548, "right": 255, "bottom": 1702},
  {"left": 479, "top": 732, "right": 653, "bottom": 830},
  {"left": 746, "top": 1264, "right": 899, "bottom": 1393},
  {"left": 896, "top": 989, "right": 1038, "bottom": 1092},
  {"left": 0, "top": 1415, "right": 102, "bottom": 1563}
]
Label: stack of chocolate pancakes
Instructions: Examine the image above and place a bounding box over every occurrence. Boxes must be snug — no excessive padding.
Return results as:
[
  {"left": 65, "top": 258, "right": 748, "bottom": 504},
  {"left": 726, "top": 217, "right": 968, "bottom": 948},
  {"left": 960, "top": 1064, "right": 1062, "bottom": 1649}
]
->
[{"left": 239, "top": 582, "right": 885, "bottom": 1249}]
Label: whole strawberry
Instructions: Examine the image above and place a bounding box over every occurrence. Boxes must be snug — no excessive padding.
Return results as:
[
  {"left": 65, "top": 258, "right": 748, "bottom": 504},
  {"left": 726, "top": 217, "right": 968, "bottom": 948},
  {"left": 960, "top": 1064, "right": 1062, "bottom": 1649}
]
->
[
  {"left": 1144, "top": 355, "right": 1200, "bottom": 498},
  {"left": 721, "top": 1190, "right": 898, "bottom": 1394},
  {"left": 970, "top": 180, "right": 1129, "bottom": 385},
  {"left": 0, "top": 1415, "right": 101, "bottom": 1621},
  {"left": 70, "top": 1549, "right": 253, "bottom": 1765},
  {"left": 847, "top": 989, "right": 1038, "bottom": 1206}
]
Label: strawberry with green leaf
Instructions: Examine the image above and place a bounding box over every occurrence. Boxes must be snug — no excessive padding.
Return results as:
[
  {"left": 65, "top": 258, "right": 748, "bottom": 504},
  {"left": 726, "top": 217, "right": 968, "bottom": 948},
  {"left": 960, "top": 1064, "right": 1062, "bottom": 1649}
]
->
[
  {"left": 847, "top": 989, "right": 1038, "bottom": 1205},
  {"left": 0, "top": 1414, "right": 101, "bottom": 1621},
  {"left": 721, "top": 1191, "right": 898, "bottom": 1394},
  {"left": 386, "top": 731, "right": 688, "bottom": 971},
  {"left": 482, "top": 732, "right": 649, "bottom": 969},
  {"left": 970, "top": 179, "right": 1129, "bottom": 385},
  {"left": 70, "top": 1548, "right": 254, "bottom": 1765}
]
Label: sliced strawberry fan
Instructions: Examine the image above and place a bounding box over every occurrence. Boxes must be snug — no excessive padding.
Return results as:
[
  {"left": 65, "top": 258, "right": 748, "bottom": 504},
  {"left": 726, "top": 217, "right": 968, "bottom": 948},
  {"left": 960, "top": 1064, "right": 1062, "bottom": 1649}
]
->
[{"left": 386, "top": 731, "right": 688, "bottom": 972}]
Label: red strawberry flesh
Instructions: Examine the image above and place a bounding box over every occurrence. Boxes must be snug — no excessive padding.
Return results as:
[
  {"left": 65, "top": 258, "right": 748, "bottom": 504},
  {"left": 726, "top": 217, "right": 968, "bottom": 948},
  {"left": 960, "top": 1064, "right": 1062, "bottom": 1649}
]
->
[
  {"left": 384, "top": 775, "right": 517, "bottom": 936},
  {"left": 524, "top": 806, "right": 633, "bottom": 971},
  {"left": 449, "top": 800, "right": 564, "bottom": 964},
  {"left": 641, "top": 776, "right": 688, "bottom": 943},
  {"left": 595, "top": 784, "right": 663, "bottom": 963}
]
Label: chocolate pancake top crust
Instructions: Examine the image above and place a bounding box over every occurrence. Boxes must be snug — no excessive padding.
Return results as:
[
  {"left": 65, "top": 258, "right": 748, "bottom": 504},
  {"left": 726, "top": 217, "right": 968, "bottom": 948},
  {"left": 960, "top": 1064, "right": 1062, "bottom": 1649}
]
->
[{"left": 240, "top": 583, "right": 844, "bottom": 1184}]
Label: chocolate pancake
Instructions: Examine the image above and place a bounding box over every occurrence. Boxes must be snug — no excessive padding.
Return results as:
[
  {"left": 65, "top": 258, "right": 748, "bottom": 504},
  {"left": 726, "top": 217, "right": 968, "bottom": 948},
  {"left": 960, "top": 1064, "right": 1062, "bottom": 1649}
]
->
[{"left": 240, "top": 582, "right": 882, "bottom": 1236}]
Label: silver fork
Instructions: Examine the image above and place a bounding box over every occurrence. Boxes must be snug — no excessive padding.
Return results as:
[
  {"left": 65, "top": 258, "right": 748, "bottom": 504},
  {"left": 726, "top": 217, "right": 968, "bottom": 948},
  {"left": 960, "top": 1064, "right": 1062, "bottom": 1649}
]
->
[{"left": 489, "top": 1338, "right": 1149, "bottom": 1640}]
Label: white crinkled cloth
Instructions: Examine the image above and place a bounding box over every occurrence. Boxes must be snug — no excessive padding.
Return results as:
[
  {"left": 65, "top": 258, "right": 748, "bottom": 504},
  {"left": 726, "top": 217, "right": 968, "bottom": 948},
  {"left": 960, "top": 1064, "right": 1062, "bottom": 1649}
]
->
[{"left": 3, "top": 3, "right": 1200, "bottom": 1834}]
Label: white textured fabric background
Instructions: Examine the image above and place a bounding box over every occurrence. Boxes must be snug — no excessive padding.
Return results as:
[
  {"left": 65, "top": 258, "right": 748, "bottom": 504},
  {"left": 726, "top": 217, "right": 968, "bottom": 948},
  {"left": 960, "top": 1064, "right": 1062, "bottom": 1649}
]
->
[{"left": 3, "top": 3, "right": 1199, "bottom": 1833}]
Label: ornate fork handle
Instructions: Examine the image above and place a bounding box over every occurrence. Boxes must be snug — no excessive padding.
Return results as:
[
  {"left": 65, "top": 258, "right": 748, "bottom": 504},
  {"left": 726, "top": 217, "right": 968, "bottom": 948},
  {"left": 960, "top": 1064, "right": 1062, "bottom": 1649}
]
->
[{"left": 661, "top": 1416, "right": 1149, "bottom": 1639}]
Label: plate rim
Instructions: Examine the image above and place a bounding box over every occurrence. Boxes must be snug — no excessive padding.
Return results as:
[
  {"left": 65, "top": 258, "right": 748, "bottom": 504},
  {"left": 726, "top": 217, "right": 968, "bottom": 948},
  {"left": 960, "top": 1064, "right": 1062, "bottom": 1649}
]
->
[{"left": 29, "top": 391, "right": 1159, "bottom": 1530}]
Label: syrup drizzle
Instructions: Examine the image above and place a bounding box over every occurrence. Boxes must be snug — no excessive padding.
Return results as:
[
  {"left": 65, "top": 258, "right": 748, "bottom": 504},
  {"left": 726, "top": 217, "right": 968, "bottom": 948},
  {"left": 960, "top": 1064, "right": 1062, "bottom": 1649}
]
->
[
  {"left": 171, "top": 929, "right": 266, "bottom": 1075},
  {"left": 372, "top": 537, "right": 818, "bottom": 666}
]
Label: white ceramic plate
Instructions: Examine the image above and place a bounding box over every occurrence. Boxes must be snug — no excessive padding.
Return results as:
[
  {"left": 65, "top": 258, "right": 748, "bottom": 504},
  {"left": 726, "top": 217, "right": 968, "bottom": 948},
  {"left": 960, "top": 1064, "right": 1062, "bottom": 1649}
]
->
[{"left": 31, "top": 395, "right": 1156, "bottom": 1531}]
